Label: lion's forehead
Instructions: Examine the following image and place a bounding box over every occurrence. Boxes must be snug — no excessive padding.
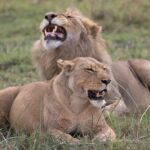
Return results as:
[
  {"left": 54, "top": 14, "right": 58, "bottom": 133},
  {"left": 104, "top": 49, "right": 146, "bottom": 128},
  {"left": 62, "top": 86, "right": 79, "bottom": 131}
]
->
[{"left": 51, "top": 12, "right": 81, "bottom": 24}]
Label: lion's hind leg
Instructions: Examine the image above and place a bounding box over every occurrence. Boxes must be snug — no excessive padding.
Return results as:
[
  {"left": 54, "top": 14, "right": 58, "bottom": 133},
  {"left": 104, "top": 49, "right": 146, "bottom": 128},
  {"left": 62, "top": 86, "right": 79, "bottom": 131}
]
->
[
  {"left": 0, "top": 86, "right": 20, "bottom": 124},
  {"left": 129, "top": 59, "right": 150, "bottom": 89}
]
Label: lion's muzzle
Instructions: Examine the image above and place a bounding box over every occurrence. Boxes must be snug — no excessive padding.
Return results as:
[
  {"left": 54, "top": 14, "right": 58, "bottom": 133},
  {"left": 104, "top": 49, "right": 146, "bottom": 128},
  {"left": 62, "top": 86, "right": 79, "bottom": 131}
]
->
[{"left": 43, "top": 24, "right": 67, "bottom": 41}]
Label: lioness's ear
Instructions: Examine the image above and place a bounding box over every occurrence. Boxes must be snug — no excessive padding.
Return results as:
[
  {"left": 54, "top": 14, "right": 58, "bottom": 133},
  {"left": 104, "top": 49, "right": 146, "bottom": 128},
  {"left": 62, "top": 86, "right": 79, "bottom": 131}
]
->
[
  {"left": 81, "top": 18, "right": 101, "bottom": 37},
  {"left": 57, "top": 59, "right": 74, "bottom": 73}
]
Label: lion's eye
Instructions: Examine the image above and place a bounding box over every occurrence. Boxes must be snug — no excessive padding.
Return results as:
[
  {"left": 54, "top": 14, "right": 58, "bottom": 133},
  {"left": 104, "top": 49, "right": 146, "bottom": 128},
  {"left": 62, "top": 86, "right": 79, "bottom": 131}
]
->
[
  {"left": 66, "top": 15, "right": 72, "bottom": 18},
  {"left": 103, "top": 67, "right": 107, "bottom": 71},
  {"left": 85, "top": 68, "right": 95, "bottom": 73}
]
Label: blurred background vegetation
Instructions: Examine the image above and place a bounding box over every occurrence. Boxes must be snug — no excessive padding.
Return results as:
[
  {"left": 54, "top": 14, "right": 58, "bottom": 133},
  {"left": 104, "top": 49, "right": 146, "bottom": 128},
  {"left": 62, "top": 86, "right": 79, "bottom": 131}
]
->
[
  {"left": 0, "top": 0, "right": 150, "bottom": 149},
  {"left": 0, "top": 0, "right": 150, "bottom": 87}
]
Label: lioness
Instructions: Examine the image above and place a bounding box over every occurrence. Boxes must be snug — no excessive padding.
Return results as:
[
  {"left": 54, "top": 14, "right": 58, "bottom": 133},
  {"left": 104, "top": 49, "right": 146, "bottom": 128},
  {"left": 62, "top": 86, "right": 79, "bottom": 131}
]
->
[{"left": 0, "top": 57, "right": 116, "bottom": 143}]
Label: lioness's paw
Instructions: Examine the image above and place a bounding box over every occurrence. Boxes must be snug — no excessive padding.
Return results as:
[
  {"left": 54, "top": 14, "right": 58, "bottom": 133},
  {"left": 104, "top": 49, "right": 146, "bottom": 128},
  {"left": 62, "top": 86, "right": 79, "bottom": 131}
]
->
[
  {"left": 93, "top": 128, "right": 116, "bottom": 142},
  {"left": 67, "top": 137, "right": 80, "bottom": 145}
]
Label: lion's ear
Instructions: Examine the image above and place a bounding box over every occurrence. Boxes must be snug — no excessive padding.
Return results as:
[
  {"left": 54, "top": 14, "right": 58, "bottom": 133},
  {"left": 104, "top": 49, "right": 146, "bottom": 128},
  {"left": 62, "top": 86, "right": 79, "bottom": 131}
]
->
[
  {"left": 81, "top": 18, "right": 102, "bottom": 37},
  {"left": 57, "top": 59, "right": 74, "bottom": 73},
  {"left": 66, "top": 7, "right": 83, "bottom": 17}
]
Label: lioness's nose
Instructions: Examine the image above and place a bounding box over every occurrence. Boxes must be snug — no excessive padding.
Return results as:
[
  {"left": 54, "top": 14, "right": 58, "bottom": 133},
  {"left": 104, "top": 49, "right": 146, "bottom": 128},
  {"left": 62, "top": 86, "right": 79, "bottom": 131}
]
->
[
  {"left": 101, "top": 79, "right": 111, "bottom": 85},
  {"left": 45, "top": 12, "right": 57, "bottom": 21}
]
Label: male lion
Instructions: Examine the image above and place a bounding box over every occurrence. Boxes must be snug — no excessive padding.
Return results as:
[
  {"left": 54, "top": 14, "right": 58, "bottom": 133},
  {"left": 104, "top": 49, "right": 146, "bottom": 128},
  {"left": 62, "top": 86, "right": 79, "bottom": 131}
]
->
[
  {"left": 32, "top": 8, "right": 111, "bottom": 80},
  {"left": 112, "top": 59, "right": 150, "bottom": 114},
  {"left": 32, "top": 9, "right": 150, "bottom": 116},
  {"left": 0, "top": 57, "right": 116, "bottom": 143},
  {"left": 32, "top": 8, "right": 124, "bottom": 115}
]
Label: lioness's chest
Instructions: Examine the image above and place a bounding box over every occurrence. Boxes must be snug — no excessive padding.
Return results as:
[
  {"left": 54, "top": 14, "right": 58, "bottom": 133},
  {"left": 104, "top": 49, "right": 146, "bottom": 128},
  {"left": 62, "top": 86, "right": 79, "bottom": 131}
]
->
[
  {"left": 44, "top": 97, "right": 103, "bottom": 134},
  {"left": 55, "top": 106, "right": 104, "bottom": 134}
]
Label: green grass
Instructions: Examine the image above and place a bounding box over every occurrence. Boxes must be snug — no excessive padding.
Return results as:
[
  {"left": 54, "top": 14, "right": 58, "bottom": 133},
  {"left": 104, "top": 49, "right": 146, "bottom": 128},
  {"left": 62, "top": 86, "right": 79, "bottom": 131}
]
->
[{"left": 0, "top": 0, "right": 150, "bottom": 149}]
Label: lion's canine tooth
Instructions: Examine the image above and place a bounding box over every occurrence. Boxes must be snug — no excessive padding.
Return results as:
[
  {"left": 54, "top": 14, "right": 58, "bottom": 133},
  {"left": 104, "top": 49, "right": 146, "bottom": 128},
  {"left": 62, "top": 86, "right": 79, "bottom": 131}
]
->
[
  {"left": 44, "top": 30, "right": 46, "bottom": 36},
  {"left": 53, "top": 26, "right": 57, "bottom": 33},
  {"left": 54, "top": 26, "right": 57, "bottom": 32},
  {"left": 96, "top": 92, "right": 100, "bottom": 97},
  {"left": 45, "top": 30, "right": 49, "bottom": 36},
  {"left": 51, "top": 26, "right": 57, "bottom": 36}
]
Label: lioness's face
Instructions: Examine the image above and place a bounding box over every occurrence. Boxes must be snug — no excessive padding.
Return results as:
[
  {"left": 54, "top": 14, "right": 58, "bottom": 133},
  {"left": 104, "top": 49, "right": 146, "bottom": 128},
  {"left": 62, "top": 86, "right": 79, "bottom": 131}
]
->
[
  {"left": 40, "top": 9, "right": 100, "bottom": 50},
  {"left": 57, "top": 57, "right": 112, "bottom": 108}
]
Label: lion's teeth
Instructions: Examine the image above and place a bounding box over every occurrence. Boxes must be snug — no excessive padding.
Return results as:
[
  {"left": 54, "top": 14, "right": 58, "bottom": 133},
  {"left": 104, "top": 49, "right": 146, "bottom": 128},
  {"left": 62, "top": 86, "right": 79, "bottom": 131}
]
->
[
  {"left": 45, "top": 30, "right": 47, "bottom": 35},
  {"left": 44, "top": 29, "right": 52, "bottom": 36},
  {"left": 54, "top": 26, "right": 57, "bottom": 32},
  {"left": 97, "top": 92, "right": 100, "bottom": 97},
  {"left": 52, "top": 26, "right": 57, "bottom": 34},
  {"left": 45, "top": 29, "right": 49, "bottom": 35},
  {"left": 44, "top": 25, "right": 64, "bottom": 39}
]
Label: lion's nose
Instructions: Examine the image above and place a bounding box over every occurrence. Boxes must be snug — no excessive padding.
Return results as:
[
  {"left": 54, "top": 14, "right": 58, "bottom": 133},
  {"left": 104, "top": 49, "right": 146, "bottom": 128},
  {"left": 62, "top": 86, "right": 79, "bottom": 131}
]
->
[
  {"left": 101, "top": 79, "right": 111, "bottom": 85},
  {"left": 45, "top": 12, "right": 57, "bottom": 22}
]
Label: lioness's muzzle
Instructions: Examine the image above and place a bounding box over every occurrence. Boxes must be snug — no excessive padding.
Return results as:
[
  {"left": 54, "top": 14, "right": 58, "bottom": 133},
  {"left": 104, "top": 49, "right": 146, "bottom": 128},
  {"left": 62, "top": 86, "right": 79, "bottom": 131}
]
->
[{"left": 88, "top": 89, "right": 107, "bottom": 100}]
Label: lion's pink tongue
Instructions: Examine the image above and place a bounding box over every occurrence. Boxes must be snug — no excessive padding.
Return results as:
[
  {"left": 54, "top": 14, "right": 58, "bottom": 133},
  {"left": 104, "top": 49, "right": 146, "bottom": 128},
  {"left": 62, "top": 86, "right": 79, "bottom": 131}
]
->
[
  {"left": 44, "top": 26, "right": 64, "bottom": 38},
  {"left": 45, "top": 26, "right": 58, "bottom": 37},
  {"left": 96, "top": 92, "right": 99, "bottom": 97},
  {"left": 55, "top": 32, "right": 64, "bottom": 38},
  {"left": 45, "top": 28, "right": 64, "bottom": 38}
]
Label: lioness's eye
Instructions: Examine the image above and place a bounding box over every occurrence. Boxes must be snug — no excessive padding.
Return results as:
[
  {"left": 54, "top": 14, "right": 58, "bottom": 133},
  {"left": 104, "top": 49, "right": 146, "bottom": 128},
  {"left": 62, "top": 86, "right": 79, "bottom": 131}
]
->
[
  {"left": 103, "top": 67, "right": 109, "bottom": 72},
  {"left": 85, "top": 68, "right": 95, "bottom": 72}
]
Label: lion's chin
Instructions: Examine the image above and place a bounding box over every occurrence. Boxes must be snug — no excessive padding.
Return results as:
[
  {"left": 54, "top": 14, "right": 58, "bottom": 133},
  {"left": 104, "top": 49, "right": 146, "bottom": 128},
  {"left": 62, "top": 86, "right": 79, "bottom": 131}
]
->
[{"left": 42, "top": 38, "right": 63, "bottom": 50}]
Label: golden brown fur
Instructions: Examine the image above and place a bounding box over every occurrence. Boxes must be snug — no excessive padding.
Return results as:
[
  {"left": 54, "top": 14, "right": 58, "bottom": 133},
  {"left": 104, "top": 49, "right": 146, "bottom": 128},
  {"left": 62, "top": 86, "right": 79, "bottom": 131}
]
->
[
  {"left": 0, "top": 87, "right": 20, "bottom": 123},
  {"left": 0, "top": 57, "right": 116, "bottom": 143},
  {"left": 32, "top": 8, "right": 111, "bottom": 80},
  {"left": 31, "top": 8, "right": 150, "bottom": 116},
  {"left": 31, "top": 8, "right": 131, "bottom": 116}
]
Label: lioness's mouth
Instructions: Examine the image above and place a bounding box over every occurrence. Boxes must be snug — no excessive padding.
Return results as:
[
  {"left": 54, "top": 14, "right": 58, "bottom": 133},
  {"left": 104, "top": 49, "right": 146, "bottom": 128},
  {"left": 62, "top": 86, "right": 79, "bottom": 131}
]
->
[
  {"left": 43, "top": 24, "right": 67, "bottom": 41},
  {"left": 88, "top": 89, "right": 107, "bottom": 100}
]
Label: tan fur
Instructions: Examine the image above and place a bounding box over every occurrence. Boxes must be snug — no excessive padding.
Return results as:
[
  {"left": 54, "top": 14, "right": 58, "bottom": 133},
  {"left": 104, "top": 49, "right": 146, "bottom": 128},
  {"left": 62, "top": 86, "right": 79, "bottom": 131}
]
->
[
  {"left": 0, "top": 87, "right": 20, "bottom": 123},
  {"left": 112, "top": 59, "right": 150, "bottom": 114},
  {"left": 31, "top": 8, "right": 124, "bottom": 116},
  {"left": 31, "top": 9, "right": 150, "bottom": 116},
  {"left": 32, "top": 8, "right": 111, "bottom": 80},
  {"left": 0, "top": 57, "right": 116, "bottom": 143}
]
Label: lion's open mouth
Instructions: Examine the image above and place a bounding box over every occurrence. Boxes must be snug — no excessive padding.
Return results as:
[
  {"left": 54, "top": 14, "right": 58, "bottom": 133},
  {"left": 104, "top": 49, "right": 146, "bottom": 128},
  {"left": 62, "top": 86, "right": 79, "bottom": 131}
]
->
[
  {"left": 88, "top": 89, "right": 107, "bottom": 100},
  {"left": 43, "top": 24, "right": 67, "bottom": 41}
]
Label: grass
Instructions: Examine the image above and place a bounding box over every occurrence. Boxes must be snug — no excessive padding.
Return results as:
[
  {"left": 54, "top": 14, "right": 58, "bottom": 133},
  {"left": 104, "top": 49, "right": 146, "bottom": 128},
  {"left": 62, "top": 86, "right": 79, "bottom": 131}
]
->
[{"left": 0, "top": 0, "right": 150, "bottom": 149}]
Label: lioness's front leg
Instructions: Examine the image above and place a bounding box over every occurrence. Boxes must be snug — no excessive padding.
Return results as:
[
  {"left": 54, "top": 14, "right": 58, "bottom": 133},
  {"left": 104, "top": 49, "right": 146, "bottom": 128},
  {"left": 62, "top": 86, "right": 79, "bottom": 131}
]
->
[
  {"left": 93, "top": 126, "right": 116, "bottom": 142},
  {"left": 50, "top": 129, "right": 80, "bottom": 145}
]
